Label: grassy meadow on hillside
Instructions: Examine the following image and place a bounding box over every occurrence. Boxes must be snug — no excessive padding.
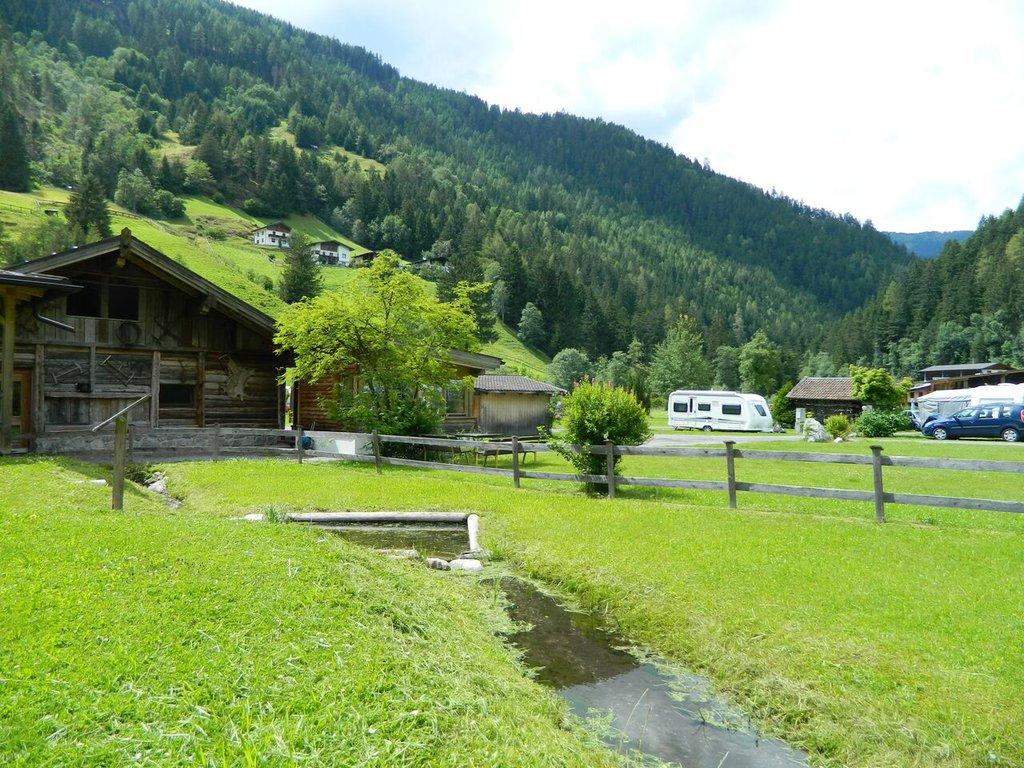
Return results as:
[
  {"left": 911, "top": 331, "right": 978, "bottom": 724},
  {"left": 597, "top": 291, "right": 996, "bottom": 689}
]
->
[{"left": 157, "top": 449, "right": 1024, "bottom": 768}]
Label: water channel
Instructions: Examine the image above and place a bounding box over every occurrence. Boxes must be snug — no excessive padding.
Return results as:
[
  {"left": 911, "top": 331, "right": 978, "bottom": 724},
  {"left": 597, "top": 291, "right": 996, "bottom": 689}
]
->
[{"left": 320, "top": 524, "right": 807, "bottom": 768}]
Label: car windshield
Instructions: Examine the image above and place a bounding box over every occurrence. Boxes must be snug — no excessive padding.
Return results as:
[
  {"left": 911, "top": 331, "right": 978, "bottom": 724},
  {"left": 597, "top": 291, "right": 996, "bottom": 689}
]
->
[{"left": 952, "top": 408, "right": 978, "bottom": 419}]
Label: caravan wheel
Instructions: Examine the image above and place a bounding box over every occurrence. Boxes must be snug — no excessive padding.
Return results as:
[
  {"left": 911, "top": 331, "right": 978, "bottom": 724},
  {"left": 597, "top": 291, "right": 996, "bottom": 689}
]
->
[{"left": 702, "top": 425, "right": 713, "bottom": 432}]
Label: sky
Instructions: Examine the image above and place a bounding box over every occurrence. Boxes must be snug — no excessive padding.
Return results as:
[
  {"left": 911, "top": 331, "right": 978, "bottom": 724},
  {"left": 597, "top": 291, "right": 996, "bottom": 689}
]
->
[{"left": 232, "top": 0, "right": 1024, "bottom": 232}]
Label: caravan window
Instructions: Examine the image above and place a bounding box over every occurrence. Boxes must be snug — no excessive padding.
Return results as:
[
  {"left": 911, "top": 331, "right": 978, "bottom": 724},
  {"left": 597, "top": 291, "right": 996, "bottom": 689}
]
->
[
  {"left": 722, "top": 404, "right": 742, "bottom": 416},
  {"left": 754, "top": 404, "right": 767, "bottom": 417},
  {"left": 697, "top": 403, "right": 711, "bottom": 412},
  {"left": 673, "top": 402, "right": 688, "bottom": 413}
]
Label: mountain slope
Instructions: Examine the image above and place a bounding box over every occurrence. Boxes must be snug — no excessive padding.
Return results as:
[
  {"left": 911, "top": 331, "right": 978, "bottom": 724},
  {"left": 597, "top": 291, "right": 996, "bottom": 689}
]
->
[
  {"left": 0, "top": 186, "right": 544, "bottom": 367},
  {"left": 885, "top": 230, "right": 972, "bottom": 259},
  {"left": 0, "top": 0, "right": 913, "bottom": 358},
  {"left": 830, "top": 201, "right": 1024, "bottom": 373}
]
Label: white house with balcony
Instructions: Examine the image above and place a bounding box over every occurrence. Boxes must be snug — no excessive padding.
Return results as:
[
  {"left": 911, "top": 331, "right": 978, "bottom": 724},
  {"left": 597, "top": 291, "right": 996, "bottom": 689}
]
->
[
  {"left": 311, "top": 240, "right": 351, "bottom": 266},
  {"left": 252, "top": 222, "right": 291, "bottom": 249}
]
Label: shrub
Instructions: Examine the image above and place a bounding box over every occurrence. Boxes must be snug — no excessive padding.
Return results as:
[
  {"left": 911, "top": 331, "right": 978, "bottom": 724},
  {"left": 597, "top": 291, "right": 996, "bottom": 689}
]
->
[
  {"left": 770, "top": 382, "right": 795, "bottom": 428},
  {"left": 553, "top": 382, "right": 650, "bottom": 490},
  {"left": 856, "top": 409, "right": 913, "bottom": 438},
  {"left": 824, "top": 414, "right": 850, "bottom": 439}
]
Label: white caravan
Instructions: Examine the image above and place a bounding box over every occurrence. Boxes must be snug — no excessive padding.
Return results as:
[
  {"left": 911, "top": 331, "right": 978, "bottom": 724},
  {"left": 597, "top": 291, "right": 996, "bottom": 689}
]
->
[{"left": 667, "top": 390, "right": 774, "bottom": 432}]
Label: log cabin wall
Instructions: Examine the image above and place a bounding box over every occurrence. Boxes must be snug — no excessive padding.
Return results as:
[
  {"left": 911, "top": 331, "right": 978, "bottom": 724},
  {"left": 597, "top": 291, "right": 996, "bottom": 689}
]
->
[{"left": 13, "top": 252, "right": 282, "bottom": 449}]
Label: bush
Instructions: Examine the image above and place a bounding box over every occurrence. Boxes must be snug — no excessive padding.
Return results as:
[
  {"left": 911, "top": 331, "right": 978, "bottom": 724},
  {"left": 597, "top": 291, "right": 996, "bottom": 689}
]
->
[
  {"left": 856, "top": 409, "right": 913, "bottom": 438},
  {"left": 824, "top": 414, "right": 850, "bottom": 439},
  {"left": 770, "top": 382, "right": 795, "bottom": 428},
  {"left": 553, "top": 382, "right": 650, "bottom": 490}
]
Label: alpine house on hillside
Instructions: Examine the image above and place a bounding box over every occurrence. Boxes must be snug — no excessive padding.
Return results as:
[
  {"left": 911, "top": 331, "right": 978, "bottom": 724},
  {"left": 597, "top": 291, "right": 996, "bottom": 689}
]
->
[{"left": 252, "top": 222, "right": 291, "bottom": 248}]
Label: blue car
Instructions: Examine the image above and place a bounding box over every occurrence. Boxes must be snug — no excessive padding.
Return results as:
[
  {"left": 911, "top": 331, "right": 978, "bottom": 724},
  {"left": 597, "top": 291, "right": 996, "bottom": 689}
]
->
[{"left": 922, "top": 403, "right": 1024, "bottom": 442}]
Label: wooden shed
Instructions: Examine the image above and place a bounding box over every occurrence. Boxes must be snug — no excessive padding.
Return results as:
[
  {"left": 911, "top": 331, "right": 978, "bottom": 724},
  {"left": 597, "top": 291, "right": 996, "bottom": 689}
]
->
[
  {"left": 0, "top": 229, "right": 284, "bottom": 454},
  {"left": 786, "top": 377, "right": 862, "bottom": 420},
  {"left": 474, "top": 375, "right": 565, "bottom": 436}
]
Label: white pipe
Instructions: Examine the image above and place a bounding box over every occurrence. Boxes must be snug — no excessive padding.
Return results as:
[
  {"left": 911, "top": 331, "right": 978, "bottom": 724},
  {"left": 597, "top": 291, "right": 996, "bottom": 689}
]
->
[{"left": 466, "top": 513, "right": 480, "bottom": 553}]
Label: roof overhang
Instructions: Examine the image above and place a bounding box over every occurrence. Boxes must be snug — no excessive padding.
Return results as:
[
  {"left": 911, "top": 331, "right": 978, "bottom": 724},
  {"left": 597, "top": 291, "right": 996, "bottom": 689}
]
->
[{"left": 13, "top": 230, "right": 277, "bottom": 338}]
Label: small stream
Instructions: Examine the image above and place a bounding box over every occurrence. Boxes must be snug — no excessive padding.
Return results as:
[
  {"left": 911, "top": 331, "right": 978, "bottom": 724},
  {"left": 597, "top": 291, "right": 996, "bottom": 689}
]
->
[{"left": 322, "top": 525, "right": 807, "bottom": 768}]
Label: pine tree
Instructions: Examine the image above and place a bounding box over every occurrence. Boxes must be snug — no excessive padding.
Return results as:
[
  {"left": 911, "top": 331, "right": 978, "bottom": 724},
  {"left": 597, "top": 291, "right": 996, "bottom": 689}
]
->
[
  {"left": 279, "top": 232, "right": 323, "bottom": 303},
  {"left": 65, "top": 173, "right": 111, "bottom": 239},
  {"left": 0, "top": 98, "right": 30, "bottom": 192}
]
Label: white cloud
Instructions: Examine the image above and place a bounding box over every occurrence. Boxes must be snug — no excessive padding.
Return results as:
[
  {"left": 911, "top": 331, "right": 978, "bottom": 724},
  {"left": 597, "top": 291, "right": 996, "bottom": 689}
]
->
[{"left": 234, "top": 0, "right": 1024, "bottom": 231}]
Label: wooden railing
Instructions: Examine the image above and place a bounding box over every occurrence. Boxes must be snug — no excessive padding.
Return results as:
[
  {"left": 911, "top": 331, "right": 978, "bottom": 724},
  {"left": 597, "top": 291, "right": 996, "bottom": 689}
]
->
[{"left": 297, "top": 431, "right": 1024, "bottom": 520}]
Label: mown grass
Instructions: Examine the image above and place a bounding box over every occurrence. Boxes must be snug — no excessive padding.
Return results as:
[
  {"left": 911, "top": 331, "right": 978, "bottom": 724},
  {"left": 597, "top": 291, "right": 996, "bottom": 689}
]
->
[
  {"left": 0, "top": 457, "right": 617, "bottom": 767},
  {"left": 160, "top": 452, "right": 1024, "bottom": 768}
]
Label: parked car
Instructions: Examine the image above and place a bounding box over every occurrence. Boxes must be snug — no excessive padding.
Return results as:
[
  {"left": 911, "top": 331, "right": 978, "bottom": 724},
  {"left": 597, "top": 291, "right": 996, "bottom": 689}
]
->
[{"left": 922, "top": 403, "right": 1024, "bottom": 442}]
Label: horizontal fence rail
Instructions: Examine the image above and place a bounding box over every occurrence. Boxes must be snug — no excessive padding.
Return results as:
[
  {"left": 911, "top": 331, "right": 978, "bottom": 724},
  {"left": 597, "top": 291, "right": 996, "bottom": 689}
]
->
[{"left": 309, "top": 431, "right": 1024, "bottom": 519}]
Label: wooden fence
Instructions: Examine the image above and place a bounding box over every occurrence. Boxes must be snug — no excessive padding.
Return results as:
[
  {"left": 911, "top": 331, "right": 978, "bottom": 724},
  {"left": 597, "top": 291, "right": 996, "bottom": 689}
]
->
[{"left": 289, "top": 430, "right": 1024, "bottom": 520}]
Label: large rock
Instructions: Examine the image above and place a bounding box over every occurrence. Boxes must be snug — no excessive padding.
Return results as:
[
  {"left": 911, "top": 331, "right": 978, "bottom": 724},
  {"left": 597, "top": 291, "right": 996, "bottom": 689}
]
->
[
  {"left": 426, "top": 557, "right": 450, "bottom": 571},
  {"left": 803, "top": 417, "right": 829, "bottom": 443}
]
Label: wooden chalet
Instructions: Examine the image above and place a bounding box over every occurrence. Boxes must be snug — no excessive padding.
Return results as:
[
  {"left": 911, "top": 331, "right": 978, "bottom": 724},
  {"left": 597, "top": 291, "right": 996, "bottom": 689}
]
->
[{"left": 0, "top": 229, "right": 285, "bottom": 454}]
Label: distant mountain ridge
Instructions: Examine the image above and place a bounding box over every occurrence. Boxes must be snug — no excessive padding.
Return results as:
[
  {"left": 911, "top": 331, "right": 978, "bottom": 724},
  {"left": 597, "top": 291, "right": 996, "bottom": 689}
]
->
[{"left": 885, "top": 230, "right": 973, "bottom": 259}]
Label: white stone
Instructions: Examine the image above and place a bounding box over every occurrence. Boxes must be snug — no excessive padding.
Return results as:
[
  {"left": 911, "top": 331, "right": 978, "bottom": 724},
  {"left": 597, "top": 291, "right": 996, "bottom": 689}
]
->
[
  {"left": 88, "top": 479, "right": 108, "bottom": 486},
  {"left": 448, "top": 558, "right": 484, "bottom": 572},
  {"left": 242, "top": 513, "right": 265, "bottom": 522},
  {"left": 802, "top": 417, "right": 829, "bottom": 443},
  {"left": 147, "top": 479, "right": 167, "bottom": 494},
  {"left": 426, "top": 557, "right": 450, "bottom": 571}
]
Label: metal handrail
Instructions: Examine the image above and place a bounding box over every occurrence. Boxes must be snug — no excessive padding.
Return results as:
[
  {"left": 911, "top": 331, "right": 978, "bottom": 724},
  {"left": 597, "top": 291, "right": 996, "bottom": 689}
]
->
[{"left": 90, "top": 394, "right": 151, "bottom": 432}]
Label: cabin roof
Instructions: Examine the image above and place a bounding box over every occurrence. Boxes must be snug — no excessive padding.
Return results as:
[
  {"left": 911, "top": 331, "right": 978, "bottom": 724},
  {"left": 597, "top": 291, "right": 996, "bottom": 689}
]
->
[
  {"left": 254, "top": 221, "right": 291, "bottom": 233},
  {"left": 0, "top": 268, "right": 80, "bottom": 293},
  {"left": 312, "top": 240, "right": 341, "bottom": 248},
  {"left": 919, "top": 362, "right": 1010, "bottom": 375},
  {"left": 787, "top": 376, "right": 855, "bottom": 401},
  {"left": 448, "top": 349, "right": 502, "bottom": 372},
  {"left": 474, "top": 375, "right": 564, "bottom": 394},
  {"left": 12, "top": 229, "right": 277, "bottom": 337}
]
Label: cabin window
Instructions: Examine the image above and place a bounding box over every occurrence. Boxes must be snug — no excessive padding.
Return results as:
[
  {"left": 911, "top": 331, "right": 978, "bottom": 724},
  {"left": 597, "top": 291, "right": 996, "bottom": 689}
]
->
[
  {"left": 108, "top": 285, "right": 140, "bottom": 320},
  {"left": 673, "top": 402, "right": 687, "bottom": 413},
  {"left": 160, "top": 384, "right": 194, "bottom": 407},
  {"left": 697, "top": 403, "right": 711, "bottom": 412},
  {"left": 722, "top": 404, "right": 742, "bottom": 416},
  {"left": 67, "top": 284, "right": 102, "bottom": 317},
  {"left": 754, "top": 404, "right": 767, "bottom": 417}
]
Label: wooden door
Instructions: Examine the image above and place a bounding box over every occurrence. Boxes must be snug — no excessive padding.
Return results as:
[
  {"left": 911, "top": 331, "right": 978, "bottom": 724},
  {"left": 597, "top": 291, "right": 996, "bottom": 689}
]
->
[{"left": 13, "top": 369, "right": 30, "bottom": 444}]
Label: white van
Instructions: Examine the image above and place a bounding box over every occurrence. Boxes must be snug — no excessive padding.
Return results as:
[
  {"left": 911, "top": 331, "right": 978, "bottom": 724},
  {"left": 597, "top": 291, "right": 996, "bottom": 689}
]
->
[{"left": 667, "top": 390, "right": 774, "bottom": 432}]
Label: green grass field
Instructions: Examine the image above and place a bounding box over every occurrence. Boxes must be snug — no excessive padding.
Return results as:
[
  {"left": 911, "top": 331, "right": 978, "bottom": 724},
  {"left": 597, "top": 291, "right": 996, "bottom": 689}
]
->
[
  {"left": 482, "top": 321, "right": 551, "bottom": 378},
  {"left": 149, "top": 439, "right": 1024, "bottom": 768},
  {"left": 0, "top": 458, "right": 616, "bottom": 767}
]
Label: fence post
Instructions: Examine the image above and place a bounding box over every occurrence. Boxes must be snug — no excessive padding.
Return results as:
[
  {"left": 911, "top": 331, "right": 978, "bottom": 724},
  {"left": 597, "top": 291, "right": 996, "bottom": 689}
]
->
[
  {"left": 297, "top": 426, "right": 305, "bottom": 463},
  {"left": 213, "top": 423, "right": 222, "bottom": 459},
  {"left": 870, "top": 445, "right": 886, "bottom": 523},
  {"left": 372, "top": 429, "right": 382, "bottom": 474},
  {"left": 112, "top": 415, "right": 127, "bottom": 511},
  {"left": 511, "top": 435, "right": 521, "bottom": 489},
  {"left": 724, "top": 440, "right": 738, "bottom": 509},
  {"left": 605, "top": 440, "right": 616, "bottom": 499}
]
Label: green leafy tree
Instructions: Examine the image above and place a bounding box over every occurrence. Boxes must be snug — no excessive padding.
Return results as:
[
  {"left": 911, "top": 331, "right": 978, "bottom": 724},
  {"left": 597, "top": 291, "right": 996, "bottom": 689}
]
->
[
  {"left": 849, "top": 365, "right": 911, "bottom": 409},
  {"left": 738, "top": 330, "right": 781, "bottom": 395},
  {"left": 770, "top": 382, "right": 795, "bottom": 428},
  {"left": 553, "top": 382, "right": 650, "bottom": 491},
  {"left": 64, "top": 173, "right": 111, "bottom": 239},
  {"left": 648, "top": 315, "right": 712, "bottom": 396},
  {"left": 548, "top": 348, "right": 593, "bottom": 391},
  {"left": 276, "top": 252, "right": 478, "bottom": 434},
  {"left": 0, "top": 98, "right": 30, "bottom": 191},
  {"left": 278, "top": 232, "right": 323, "bottom": 303},
  {"left": 113, "top": 168, "right": 155, "bottom": 213},
  {"left": 713, "top": 345, "right": 741, "bottom": 389},
  {"left": 183, "top": 159, "right": 215, "bottom": 194},
  {"left": 517, "top": 302, "right": 545, "bottom": 347}
]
